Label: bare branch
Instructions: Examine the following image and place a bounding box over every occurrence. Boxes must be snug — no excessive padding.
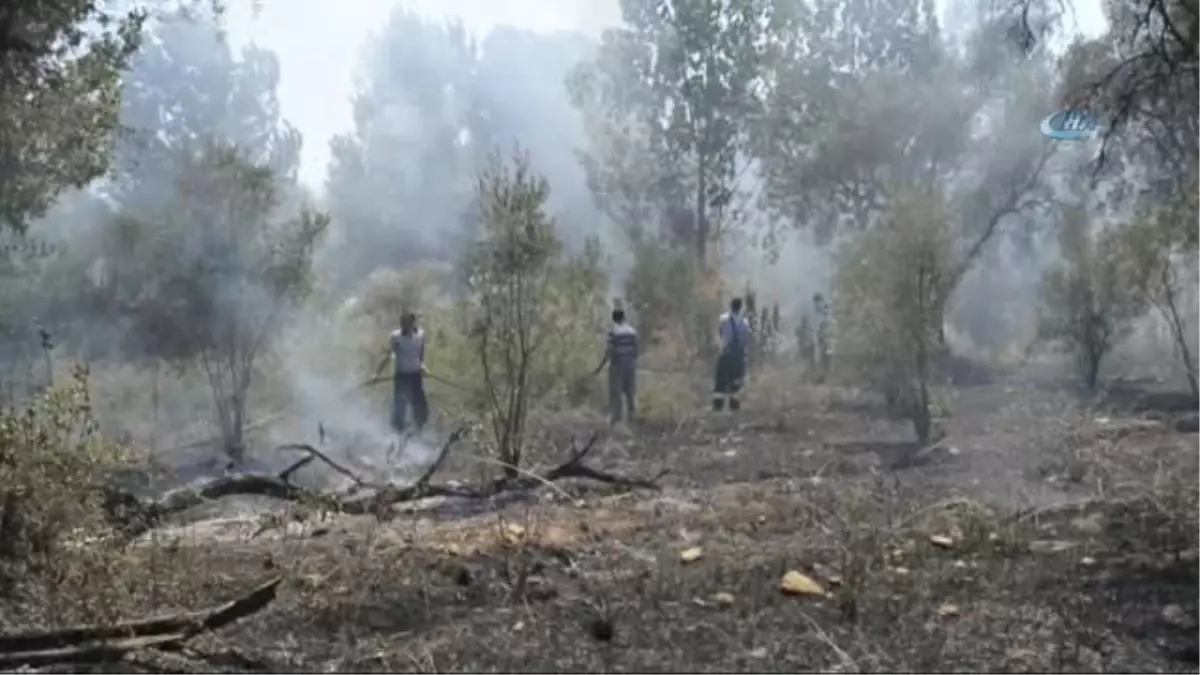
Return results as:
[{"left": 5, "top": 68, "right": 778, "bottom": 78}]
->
[
  {"left": 276, "top": 443, "right": 387, "bottom": 491},
  {"left": 0, "top": 576, "right": 282, "bottom": 670}
]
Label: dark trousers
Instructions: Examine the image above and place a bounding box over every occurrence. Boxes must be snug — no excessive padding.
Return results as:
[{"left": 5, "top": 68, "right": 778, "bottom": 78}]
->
[
  {"left": 392, "top": 372, "right": 429, "bottom": 433},
  {"left": 712, "top": 350, "right": 746, "bottom": 411},
  {"left": 608, "top": 362, "right": 636, "bottom": 424}
]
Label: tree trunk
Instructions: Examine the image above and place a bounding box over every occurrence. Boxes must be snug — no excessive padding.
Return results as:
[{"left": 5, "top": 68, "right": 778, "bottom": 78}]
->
[
  {"left": 1161, "top": 271, "right": 1199, "bottom": 402},
  {"left": 150, "top": 361, "right": 160, "bottom": 459},
  {"left": 499, "top": 376, "right": 525, "bottom": 480},
  {"left": 1083, "top": 350, "right": 1101, "bottom": 392},
  {"left": 911, "top": 341, "right": 933, "bottom": 445},
  {"left": 40, "top": 345, "right": 52, "bottom": 390},
  {"left": 912, "top": 383, "right": 932, "bottom": 446},
  {"left": 695, "top": 161, "right": 709, "bottom": 266},
  {"left": 226, "top": 388, "right": 247, "bottom": 466}
]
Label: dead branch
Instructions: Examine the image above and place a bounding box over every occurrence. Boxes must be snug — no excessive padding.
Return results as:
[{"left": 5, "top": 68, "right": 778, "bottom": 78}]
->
[
  {"left": 415, "top": 427, "right": 464, "bottom": 487},
  {"left": 276, "top": 442, "right": 388, "bottom": 490},
  {"left": 277, "top": 454, "right": 314, "bottom": 482},
  {"left": 107, "top": 426, "right": 662, "bottom": 538},
  {"left": 544, "top": 461, "right": 669, "bottom": 490},
  {"left": 497, "top": 432, "right": 668, "bottom": 492},
  {"left": 0, "top": 576, "right": 282, "bottom": 669}
]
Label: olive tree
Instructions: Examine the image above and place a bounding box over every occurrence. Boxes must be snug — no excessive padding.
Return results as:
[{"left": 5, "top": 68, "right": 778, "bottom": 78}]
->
[
  {"left": 1037, "top": 205, "right": 1140, "bottom": 391},
  {"left": 833, "top": 187, "right": 955, "bottom": 445},
  {"left": 1111, "top": 190, "right": 1199, "bottom": 400}
]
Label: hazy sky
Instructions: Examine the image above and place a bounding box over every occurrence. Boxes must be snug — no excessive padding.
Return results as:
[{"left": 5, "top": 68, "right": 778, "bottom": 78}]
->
[{"left": 223, "top": 0, "right": 1107, "bottom": 193}]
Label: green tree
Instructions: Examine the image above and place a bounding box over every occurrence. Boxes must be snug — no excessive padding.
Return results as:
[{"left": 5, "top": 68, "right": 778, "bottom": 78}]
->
[
  {"left": 0, "top": 1, "right": 145, "bottom": 230},
  {"left": 1037, "top": 205, "right": 1140, "bottom": 391},
  {"left": 1057, "top": 46, "right": 1193, "bottom": 215},
  {"left": 48, "top": 9, "right": 308, "bottom": 370},
  {"left": 463, "top": 150, "right": 604, "bottom": 478},
  {"left": 753, "top": 0, "right": 945, "bottom": 243},
  {"left": 833, "top": 187, "right": 955, "bottom": 445},
  {"left": 0, "top": 370, "right": 122, "bottom": 589},
  {"left": 568, "top": 30, "right": 675, "bottom": 243},
  {"left": 103, "top": 143, "right": 327, "bottom": 463},
  {"left": 755, "top": 1, "right": 1056, "bottom": 349},
  {"left": 112, "top": 7, "right": 301, "bottom": 215},
  {"left": 1111, "top": 189, "right": 1199, "bottom": 400},
  {"left": 623, "top": 238, "right": 696, "bottom": 343},
  {"left": 1056, "top": 0, "right": 1196, "bottom": 190},
  {"left": 569, "top": 0, "right": 774, "bottom": 264},
  {"left": 325, "top": 11, "right": 480, "bottom": 287},
  {"left": 0, "top": 233, "right": 57, "bottom": 403},
  {"left": 327, "top": 18, "right": 602, "bottom": 292}
]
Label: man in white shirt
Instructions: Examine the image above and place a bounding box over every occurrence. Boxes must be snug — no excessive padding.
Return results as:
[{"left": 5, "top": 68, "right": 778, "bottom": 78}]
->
[
  {"left": 376, "top": 312, "right": 428, "bottom": 433},
  {"left": 713, "top": 297, "right": 753, "bottom": 412}
]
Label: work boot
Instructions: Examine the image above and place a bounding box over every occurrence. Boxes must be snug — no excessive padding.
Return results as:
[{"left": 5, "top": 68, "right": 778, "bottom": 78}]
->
[
  {"left": 729, "top": 397, "right": 741, "bottom": 412},
  {"left": 712, "top": 395, "right": 725, "bottom": 412}
]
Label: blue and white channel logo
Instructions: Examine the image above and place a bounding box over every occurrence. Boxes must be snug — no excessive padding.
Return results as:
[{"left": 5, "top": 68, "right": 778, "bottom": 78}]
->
[{"left": 1039, "top": 109, "right": 1101, "bottom": 141}]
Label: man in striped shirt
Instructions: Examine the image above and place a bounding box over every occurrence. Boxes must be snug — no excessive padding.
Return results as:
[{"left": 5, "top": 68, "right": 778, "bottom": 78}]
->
[{"left": 594, "top": 308, "right": 638, "bottom": 426}]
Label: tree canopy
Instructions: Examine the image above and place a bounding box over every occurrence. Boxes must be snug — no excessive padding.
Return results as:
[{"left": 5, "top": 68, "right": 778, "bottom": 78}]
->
[{"left": 0, "top": 0, "right": 145, "bottom": 230}]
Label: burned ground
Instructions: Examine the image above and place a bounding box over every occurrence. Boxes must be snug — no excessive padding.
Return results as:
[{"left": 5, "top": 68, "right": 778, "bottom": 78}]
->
[{"left": 1, "top": 369, "right": 1197, "bottom": 673}]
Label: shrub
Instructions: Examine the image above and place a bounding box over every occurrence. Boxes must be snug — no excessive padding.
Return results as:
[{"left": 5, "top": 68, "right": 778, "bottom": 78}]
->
[
  {"left": 463, "top": 150, "right": 605, "bottom": 476},
  {"left": 0, "top": 367, "right": 124, "bottom": 592}
]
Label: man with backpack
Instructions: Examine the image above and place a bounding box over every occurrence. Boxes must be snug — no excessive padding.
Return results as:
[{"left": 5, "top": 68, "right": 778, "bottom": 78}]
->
[{"left": 713, "top": 297, "right": 753, "bottom": 412}]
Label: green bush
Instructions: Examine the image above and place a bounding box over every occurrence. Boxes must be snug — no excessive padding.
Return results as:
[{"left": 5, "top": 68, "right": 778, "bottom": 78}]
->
[{"left": 0, "top": 368, "right": 124, "bottom": 591}]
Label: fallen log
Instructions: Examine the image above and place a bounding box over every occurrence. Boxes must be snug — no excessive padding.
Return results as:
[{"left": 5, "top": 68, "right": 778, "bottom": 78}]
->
[
  {"left": 107, "top": 429, "right": 471, "bottom": 537},
  {"left": 0, "top": 576, "right": 281, "bottom": 669},
  {"left": 0, "top": 633, "right": 194, "bottom": 670},
  {"left": 107, "top": 427, "right": 664, "bottom": 538},
  {"left": 107, "top": 472, "right": 319, "bottom": 539}
]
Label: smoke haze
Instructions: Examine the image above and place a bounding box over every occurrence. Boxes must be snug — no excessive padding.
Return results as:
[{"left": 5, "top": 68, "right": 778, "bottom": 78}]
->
[{"left": 8, "top": 0, "right": 1185, "bottom": 493}]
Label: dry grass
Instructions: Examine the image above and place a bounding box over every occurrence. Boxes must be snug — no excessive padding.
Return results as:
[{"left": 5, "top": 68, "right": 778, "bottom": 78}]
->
[{"left": 1, "top": 365, "right": 1196, "bottom": 673}]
